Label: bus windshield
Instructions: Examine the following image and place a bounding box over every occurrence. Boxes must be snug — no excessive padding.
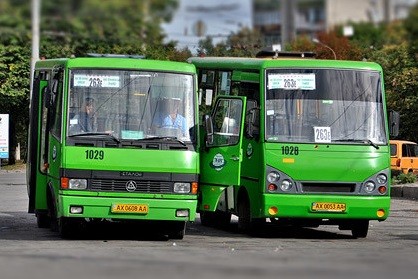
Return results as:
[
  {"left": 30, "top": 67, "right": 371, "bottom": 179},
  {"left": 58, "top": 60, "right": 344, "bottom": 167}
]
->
[
  {"left": 67, "top": 69, "right": 195, "bottom": 142},
  {"left": 265, "top": 68, "right": 387, "bottom": 145}
]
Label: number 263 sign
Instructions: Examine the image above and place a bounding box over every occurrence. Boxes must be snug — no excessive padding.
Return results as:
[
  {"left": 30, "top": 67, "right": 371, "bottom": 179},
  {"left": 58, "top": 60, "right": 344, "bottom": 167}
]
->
[{"left": 314, "top": 126, "right": 331, "bottom": 143}]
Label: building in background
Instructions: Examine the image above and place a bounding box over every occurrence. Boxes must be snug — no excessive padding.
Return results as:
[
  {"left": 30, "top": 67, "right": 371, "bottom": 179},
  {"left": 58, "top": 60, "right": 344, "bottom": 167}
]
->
[
  {"left": 163, "top": 0, "right": 417, "bottom": 52},
  {"left": 253, "top": 0, "right": 418, "bottom": 48},
  {"left": 162, "top": 0, "right": 252, "bottom": 52}
]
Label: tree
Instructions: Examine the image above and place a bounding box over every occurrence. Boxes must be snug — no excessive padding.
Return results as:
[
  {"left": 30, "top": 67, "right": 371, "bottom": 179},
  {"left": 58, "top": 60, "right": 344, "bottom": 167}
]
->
[
  {"left": 0, "top": 0, "right": 183, "bottom": 164},
  {"left": 290, "top": 30, "right": 363, "bottom": 60},
  {"left": 196, "top": 27, "right": 263, "bottom": 57},
  {"left": 404, "top": 3, "right": 418, "bottom": 62}
]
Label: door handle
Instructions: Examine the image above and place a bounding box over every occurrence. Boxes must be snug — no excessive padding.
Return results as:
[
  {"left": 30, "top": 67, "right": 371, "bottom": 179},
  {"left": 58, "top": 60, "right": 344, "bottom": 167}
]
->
[{"left": 230, "top": 155, "right": 240, "bottom": 161}]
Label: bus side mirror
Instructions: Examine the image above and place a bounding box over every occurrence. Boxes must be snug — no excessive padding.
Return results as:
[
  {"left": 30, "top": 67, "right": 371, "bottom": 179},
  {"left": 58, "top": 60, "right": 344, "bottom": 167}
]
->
[
  {"left": 44, "top": 80, "right": 59, "bottom": 108},
  {"left": 389, "top": 110, "right": 400, "bottom": 137},
  {"left": 246, "top": 108, "right": 260, "bottom": 139},
  {"left": 204, "top": 114, "right": 214, "bottom": 147}
]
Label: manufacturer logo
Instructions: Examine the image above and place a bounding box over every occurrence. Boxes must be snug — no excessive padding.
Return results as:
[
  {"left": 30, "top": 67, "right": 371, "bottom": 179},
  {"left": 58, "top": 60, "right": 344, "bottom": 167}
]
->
[
  {"left": 210, "top": 153, "right": 226, "bottom": 171},
  {"left": 120, "top": 171, "right": 143, "bottom": 177},
  {"left": 125, "top": 180, "right": 137, "bottom": 192}
]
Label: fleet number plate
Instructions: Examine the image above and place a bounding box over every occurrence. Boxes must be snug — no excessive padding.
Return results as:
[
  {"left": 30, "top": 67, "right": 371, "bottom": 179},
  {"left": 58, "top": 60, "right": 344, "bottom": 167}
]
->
[
  {"left": 311, "top": 202, "right": 346, "bottom": 212},
  {"left": 111, "top": 204, "right": 148, "bottom": 214}
]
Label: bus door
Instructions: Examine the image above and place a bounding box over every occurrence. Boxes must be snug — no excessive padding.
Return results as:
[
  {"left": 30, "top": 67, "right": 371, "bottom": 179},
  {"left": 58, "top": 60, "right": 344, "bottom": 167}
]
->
[
  {"left": 27, "top": 75, "right": 49, "bottom": 213},
  {"left": 200, "top": 96, "right": 246, "bottom": 189}
]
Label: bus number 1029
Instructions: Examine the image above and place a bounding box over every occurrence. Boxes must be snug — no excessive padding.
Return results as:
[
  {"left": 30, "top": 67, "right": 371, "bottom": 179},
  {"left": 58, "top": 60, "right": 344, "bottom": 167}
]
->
[{"left": 85, "top": 149, "right": 104, "bottom": 160}]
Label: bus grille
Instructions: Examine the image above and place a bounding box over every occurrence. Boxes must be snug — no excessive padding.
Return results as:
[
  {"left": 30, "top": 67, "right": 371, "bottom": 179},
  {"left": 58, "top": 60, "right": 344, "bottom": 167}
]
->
[
  {"left": 91, "top": 179, "right": 172, "bottom": 193},
  {"left": 301, "top": 183, "right": 356, "bottom": 193}
]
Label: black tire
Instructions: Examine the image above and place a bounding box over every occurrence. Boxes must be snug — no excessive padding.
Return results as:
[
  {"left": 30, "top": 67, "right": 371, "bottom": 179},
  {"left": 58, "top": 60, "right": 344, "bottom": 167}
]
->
[
  {"left": 59, "top": 217, "right": 84, "bottom": 239},
  {"left": 168, "top": 221, "right": 186, "bottom": 240},
  {"left": 351, "top": 220, "right": 369, "bottom": 238},
  {"left": 36, "top": 211, "right": 51, "bottom": 228},
  {"left": 199, "top": 211, "right": 216, "bottom": 227},
  {"left": 237, "top": 197, "right": 251, "bottom": 233},
  {"left": 200, "top": 211, "right": 231, "bottom": 228}
]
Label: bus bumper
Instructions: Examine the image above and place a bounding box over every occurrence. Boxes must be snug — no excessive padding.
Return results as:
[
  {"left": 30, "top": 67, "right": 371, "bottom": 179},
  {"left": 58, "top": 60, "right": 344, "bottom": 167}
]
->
[
  {"left": 58, "top": 194, "right": 197, "bottom": 222},
  {"left": 261, "top": 194, "right": 390, "bottom": 221}
]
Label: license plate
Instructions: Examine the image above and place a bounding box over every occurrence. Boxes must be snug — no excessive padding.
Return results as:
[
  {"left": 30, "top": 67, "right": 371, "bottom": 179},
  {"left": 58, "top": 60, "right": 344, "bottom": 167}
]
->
[
  {"left": 311, "top": 202, "right": 346, "bottom": 212},
  {"left": 111, "top": 204, "right": 148, "bottom": 214}
]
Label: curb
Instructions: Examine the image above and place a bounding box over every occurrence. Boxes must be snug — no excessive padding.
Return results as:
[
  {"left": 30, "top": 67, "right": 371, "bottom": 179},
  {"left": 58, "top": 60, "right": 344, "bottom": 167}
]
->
[{"left": 391, "top": 183, "right": 418, "bottom": 200}]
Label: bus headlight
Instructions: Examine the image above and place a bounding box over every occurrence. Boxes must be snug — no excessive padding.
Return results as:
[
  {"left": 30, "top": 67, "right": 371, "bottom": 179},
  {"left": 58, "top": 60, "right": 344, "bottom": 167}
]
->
[
  {"left": 174, "top": 182, "right": 191, "bottom": 193},
  {"left": 280, "top": 180, "right": 293, "bottom": 191},
  {"left": 267, "top": 172, "right": 280, "bottom": 183},
  {"left": 363, "top": 181, "right": 376, "bottom": 193},
  {"left": 376, "top": 174, "right": 387, "bottom": 184},
  {"left": 69, "top": 179, "right": 88, "bottom": 190}
]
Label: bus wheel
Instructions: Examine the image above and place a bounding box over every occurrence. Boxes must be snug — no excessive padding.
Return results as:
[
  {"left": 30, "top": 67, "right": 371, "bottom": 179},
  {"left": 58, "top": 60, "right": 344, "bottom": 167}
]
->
[
  {"left": 351, "top": 220, "right": 369, "bottom": 238},
  {"left": 237, "top": 198, "right": 251, "bottom": 233},
  {"left": 200, "top": 211, "right": 231, "bottom": 228},
  {"left": 59, "top": 217, "right": 84, "bottom": 239},
  {"left": 36, "top": 211, "right": 51, "bottom": 228},
  {"left": 168, "top": 221, "right": 186, "bottom": 240}
]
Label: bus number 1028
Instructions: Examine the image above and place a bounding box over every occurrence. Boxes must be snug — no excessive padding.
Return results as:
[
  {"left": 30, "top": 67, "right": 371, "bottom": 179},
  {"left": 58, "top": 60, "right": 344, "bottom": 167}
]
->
[{"left": 281, "top": 146, "right": 299, "bottom": 155}]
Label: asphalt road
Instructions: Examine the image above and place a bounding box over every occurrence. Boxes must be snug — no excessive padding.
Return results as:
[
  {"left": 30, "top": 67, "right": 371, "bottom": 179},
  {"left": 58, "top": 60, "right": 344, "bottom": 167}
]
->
[{"left": 1, "top": 170, "right": 418, "bottom": 279}]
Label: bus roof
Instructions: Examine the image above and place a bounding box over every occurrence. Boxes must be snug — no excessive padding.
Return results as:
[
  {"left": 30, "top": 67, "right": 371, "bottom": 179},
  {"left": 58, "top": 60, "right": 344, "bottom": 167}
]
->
[
  {"left": 187, "top": 56, "right": 382, "bottom": 72},
  {"left": 35, "top": 57, "right": 196, "bottom": 74}
]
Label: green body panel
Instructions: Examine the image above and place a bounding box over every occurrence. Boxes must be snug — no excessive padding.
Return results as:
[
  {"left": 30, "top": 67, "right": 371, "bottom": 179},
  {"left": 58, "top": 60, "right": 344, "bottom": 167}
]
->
[
  {"left": 198, "top": 185, "right": 227, "bottom": 211},
  {"left": 63, "top": 147, "right": 198, "bottom": 173},
  {"left": 265, "top": 143, "right": 390, "bottom": 182},
  {"left": 261, "top": 194, "right": 389, "bottom": 220},
  {"left": 59, "top": 192, "right": 197, "bottom": 221}
]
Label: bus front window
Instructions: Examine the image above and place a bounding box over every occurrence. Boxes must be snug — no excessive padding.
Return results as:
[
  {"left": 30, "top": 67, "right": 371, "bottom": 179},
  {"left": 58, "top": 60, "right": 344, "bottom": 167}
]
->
[
  {"left": 68, "top": 70, "right": 195, "bottom": 142},
  {"left": 265, "top": 69, "right": 387, "bottom": 145}
]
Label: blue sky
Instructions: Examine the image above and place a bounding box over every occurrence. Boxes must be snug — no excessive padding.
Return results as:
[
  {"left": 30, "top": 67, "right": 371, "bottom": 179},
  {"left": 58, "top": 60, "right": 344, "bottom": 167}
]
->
[{"left": 162, "top": 0, "right": 253, "bottom": 52}]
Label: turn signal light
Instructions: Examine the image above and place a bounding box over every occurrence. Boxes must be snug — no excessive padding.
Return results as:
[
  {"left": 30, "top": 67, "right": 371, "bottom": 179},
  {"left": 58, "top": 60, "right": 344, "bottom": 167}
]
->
[
  {"left": 377, "top": 209, "right": 385, "bottom": 218},
  {"left": 61, "top": 177, "right": 69, "bottom": 189},
  {"left": 268, "top": 206, "right": 278, "bottom": 215}
]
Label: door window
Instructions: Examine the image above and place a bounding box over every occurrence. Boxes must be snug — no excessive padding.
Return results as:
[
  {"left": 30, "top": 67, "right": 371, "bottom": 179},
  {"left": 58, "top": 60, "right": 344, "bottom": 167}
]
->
[{"left": 210, "top": 99, "right": 243, "bottom": 146}]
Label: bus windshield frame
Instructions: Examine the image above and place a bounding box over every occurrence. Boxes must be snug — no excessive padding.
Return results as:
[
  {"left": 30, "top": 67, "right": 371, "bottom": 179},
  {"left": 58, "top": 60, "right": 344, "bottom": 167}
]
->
[
  {"left": 67, "top": 68, "right": 196, "bottom": 143},
  {"left": 265, "top": 68, "right": 387, "bottom": 145}
]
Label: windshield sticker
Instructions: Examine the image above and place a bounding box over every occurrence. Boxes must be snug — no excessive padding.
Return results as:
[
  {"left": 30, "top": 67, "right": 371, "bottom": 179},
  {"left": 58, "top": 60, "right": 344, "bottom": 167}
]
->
[
  {"left": 314, "top": 126, "right": 331, "bottom": 143},
  {"left": 266, "top": 109, "right": 274, "bottom": 116},
  {"left": 268, "top": 74, "right": 316, "bottom": 90},
  {"left": 74, "top": 74, "right": 120, "bottom": 88}
]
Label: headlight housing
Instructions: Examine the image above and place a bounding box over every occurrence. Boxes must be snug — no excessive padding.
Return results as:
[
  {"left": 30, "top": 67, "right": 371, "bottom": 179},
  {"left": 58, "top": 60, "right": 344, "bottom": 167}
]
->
[
  {"left": 363, "top": 181, "right": 376, "bottom": 193},
  {"left": 267, "top": 171, "right": 280, "bottom": 183},
  {"left": 376, "top": 174, "right": 387, "bottom": 184},
  {"left": 69, "top": 179, "right": 88, "bottom": 190},
  {"left": 174, "top": 182, "right": 191, "bottom": 193}
]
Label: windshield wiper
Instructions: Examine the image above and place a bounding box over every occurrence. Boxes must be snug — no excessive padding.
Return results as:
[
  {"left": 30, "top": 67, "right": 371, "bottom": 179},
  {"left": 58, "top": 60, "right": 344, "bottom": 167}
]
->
[
  {"left": 68, "top": 132, "right": 121, "bottom": 144},
  {"left": 140, "top": 136, "right": 186, "bottom": 146},
  {"left": 333, "top": 139, "right": 379, "bottom": 149}
]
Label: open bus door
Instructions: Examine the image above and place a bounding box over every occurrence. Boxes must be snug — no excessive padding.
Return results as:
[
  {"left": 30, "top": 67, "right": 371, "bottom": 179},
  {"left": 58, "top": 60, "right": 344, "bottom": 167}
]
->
[
  {"left": 199, "top": 96, "right": 246, "bottom": 221},
  {"left": 27, "top": 77, "right": 49, "bottom": 214}
]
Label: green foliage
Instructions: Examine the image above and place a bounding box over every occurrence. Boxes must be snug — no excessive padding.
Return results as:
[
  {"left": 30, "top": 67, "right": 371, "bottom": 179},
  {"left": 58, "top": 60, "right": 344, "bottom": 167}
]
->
[
  {"left": 393, "top": 172, "right": 417, "bottom": 184},
  {"left": 404, "top": 3, "right": 418, "bottom": 61},
  {"left": 289, "top": 31, "right": 363, "bottom": 60},
  {"left": 0, "top": 0, "right": 183, "bottom": 163},
  {"left": 369, "top": 43, "right": 418, "bottom": 142},
  {"left": 197, "top": 28, "right": 263, "bottom": 57}
]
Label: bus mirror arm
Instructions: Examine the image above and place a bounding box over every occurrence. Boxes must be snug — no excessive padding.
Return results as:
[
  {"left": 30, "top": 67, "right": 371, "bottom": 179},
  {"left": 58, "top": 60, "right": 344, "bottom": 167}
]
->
[
  {"left": 246, "top": 108, "right": 260, "bottom": 139},
  {"left": 389, "top": 110, "right": 400, "bottom": 137},
  {"left": 204, "top": 114, "right": 214, "bottom": 147}
]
